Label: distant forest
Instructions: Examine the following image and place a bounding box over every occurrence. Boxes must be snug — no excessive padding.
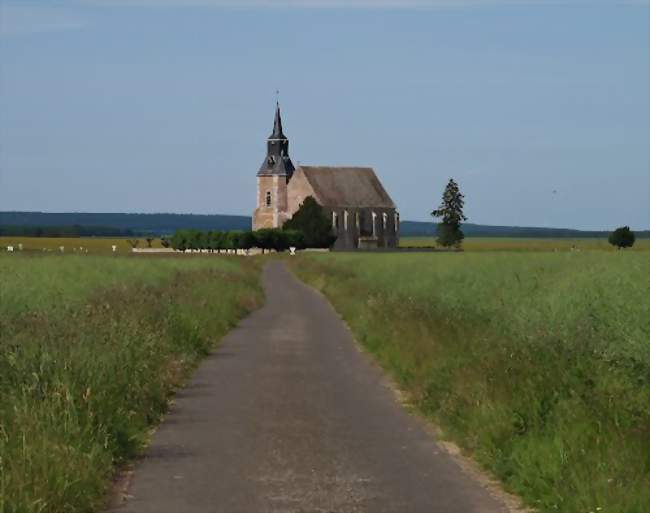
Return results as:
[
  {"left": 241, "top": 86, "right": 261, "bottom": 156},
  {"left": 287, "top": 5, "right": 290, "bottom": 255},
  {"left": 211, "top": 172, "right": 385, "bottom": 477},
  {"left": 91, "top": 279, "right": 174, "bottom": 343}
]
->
[
  {"left": 400, "top": 221, "right": 650, "bottom": 238},
  {"left": 0, "top": 224, "right": 139, "bottom": 238},
  {"left": 1, "top": 212, "right": 647, "bottom": 238},
  {"left": 0, "top": 212, "right": 250, "bottom": 236}
]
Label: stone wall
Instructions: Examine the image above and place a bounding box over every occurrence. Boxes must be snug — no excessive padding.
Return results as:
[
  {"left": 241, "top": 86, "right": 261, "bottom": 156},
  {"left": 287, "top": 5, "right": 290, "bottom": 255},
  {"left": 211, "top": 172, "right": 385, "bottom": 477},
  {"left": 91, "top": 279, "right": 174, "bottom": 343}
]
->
[
  {"left": 286, "top": 169, "right": 316, "bottom": 217},
  {"left": 253, "top": 175, "right": 290, "bottom": 230}
]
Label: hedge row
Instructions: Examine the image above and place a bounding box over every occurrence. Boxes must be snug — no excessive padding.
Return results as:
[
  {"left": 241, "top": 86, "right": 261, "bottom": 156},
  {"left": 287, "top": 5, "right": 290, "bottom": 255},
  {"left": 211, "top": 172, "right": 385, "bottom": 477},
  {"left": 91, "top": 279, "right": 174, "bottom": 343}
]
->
[{"left": 170, "top": 228, "right": 307, "bottom": 252}]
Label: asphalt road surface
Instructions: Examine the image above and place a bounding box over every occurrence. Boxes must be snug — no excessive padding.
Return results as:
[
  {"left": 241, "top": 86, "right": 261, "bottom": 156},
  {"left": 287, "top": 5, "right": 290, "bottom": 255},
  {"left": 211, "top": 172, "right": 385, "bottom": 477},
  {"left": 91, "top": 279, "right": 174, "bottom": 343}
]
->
[{"left": 108, "top": 261, "right": 507, "bottom": 513}]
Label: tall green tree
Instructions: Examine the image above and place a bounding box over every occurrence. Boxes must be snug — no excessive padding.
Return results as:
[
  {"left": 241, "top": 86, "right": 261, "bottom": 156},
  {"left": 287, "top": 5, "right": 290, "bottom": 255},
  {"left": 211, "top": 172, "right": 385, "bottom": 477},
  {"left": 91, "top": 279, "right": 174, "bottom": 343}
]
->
[
  {"left": 226, "top": 231, "right": 243, "bottom": 250},
  {"left": 431, "top": 178, "right": 467, "bottom": 248},
  {"left": 608, "top": 226, "right": 635, "bottom": 249},
  {"left": 238, "top": 231, "right": 256, "bottom": 250},
  {"left": 170, "top": 230, "right": 188, "bottom": 251},
  {"left": 254, "top": 229, "right": 277, "bottom": 252},
  {"left": 283, "top": 196, "right": 336, "bottom": 248}
]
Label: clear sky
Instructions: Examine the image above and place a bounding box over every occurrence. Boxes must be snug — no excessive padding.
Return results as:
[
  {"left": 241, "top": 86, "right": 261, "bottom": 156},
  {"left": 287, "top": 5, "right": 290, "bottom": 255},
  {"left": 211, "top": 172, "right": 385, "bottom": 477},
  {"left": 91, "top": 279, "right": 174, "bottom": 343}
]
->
[{"left": 1, "top": 0, "right": 648, "bottom": 230}]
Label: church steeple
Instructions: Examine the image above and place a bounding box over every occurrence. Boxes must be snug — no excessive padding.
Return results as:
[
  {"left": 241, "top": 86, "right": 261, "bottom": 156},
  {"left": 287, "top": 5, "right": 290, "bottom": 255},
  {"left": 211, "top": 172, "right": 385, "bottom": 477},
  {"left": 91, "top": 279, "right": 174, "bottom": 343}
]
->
[
  {"left": 258, "top": 102, "right": 294, "bottom": 178},
  {"left": 270, "top": 102, "right": 286, "bottom": 139}
]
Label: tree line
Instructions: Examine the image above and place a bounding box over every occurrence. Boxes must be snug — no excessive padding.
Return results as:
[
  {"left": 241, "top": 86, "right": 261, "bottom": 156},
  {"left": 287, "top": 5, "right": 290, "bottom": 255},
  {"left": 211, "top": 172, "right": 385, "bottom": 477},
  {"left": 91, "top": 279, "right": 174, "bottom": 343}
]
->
[
  {"left": 169, "top": 196, "right": 336, "bottom": 252},
  {"left": 0, "top": 224, "right": 139, "bottom": 238},
  {"left": 170, "top": 228, "right": 305, "bottom": 252}
]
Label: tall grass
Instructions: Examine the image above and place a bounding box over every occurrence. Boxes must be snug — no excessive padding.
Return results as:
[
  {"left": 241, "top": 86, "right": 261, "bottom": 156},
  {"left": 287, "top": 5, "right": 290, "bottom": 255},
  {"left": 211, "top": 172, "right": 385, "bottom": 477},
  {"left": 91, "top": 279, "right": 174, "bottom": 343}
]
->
[
  {"left": 290, "top": 252, "right": 650, "bottom": 513},
  {"left": 0, "top": 255, "right": 262, "bottom": 513},
  {"left": 0, "top": 254, "right": 247, "bottom": 319}
]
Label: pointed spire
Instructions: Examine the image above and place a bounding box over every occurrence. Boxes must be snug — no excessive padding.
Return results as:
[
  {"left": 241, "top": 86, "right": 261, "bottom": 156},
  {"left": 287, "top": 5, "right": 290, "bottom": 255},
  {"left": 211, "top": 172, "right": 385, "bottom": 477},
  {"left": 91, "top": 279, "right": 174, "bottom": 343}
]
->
[
  {"left": 270, "top": 102, "right": 286, "bottom": 139},
  {"left": 258, "top": 101, "right": 294, "bottom": 177}
]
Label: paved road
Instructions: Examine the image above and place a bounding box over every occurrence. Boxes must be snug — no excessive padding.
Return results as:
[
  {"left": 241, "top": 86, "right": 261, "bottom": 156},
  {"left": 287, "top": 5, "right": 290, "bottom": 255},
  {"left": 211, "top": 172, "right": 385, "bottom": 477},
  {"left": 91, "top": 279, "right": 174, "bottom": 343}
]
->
[{"left": 108, "top": 262, "right": 507, "bottom": 513}]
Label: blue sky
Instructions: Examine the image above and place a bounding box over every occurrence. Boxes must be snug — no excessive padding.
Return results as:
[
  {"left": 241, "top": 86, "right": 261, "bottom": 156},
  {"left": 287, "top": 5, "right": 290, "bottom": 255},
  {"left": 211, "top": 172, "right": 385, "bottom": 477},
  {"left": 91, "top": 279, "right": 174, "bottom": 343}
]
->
[{"left": 1, "top": 1, "right": 648, "bottom": 229}]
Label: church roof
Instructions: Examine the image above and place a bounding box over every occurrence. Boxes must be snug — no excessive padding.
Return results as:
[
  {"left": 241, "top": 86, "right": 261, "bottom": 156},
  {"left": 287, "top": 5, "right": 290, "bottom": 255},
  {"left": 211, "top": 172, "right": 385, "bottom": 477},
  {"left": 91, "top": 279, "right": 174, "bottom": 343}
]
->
[
  {"left": 298, "top": 166, "right": 396, "bottom": 209},
  {"left": 258, "top": 155, "right": 295, "bottom": 176}
]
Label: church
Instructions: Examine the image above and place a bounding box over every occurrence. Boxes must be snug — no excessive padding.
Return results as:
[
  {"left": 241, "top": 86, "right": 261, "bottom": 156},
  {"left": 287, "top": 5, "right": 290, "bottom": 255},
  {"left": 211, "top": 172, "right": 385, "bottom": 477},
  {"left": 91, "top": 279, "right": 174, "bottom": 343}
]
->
[{"left": 252, "top": 104, "right": 399, "bottom": 250}]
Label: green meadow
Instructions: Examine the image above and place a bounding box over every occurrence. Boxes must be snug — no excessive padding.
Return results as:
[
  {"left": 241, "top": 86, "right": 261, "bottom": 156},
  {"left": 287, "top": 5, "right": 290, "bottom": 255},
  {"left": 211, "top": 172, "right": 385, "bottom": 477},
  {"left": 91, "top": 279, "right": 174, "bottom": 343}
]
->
[
  {"left": 2, "top": 244, "right": 649, "bottom": 513},
  {"left": 290, "top": 251, "right": 650, "bottom": 513},
  {"left": 0, "top": 254, "right": 263, "bottom": 513}
]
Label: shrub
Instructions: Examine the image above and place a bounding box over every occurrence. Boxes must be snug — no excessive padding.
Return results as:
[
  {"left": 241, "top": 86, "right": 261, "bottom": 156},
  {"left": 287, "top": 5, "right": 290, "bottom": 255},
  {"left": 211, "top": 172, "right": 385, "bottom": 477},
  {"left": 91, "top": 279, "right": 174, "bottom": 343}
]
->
[
  {"left": 609, "top": 226, "right": 635, "bottom": 249},
  {"left": 170, "top": 228, "right": 296, "bottom": 252},
  {"left": 225, "top": 231, "right": 240, "bottom": 250},
  {"left": 238, "top": 231, "right": 256, "bottom": 250},
  {"left": 170, "top": 230, "right": 189, "bottom": 251},
  {"left": 284, "top": 229, "right": 306, "bottom": 249},
  {"left": 209, "top": 231, "right": 224, "bottom": 251}
]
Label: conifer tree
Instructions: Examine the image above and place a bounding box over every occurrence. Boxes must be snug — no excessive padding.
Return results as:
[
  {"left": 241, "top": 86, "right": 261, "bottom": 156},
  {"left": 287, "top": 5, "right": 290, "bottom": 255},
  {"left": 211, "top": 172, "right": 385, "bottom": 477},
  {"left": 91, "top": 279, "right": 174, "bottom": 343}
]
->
[{"left": 431, "top": 178, "right": 467, "bottom": 248}]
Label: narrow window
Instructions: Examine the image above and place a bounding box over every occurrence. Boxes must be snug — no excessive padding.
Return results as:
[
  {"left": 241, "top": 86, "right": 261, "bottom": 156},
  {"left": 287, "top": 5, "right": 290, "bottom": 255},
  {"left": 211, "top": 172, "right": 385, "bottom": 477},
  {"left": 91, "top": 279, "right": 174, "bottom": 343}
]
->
[
  {"left": 382, "top": 212, "right": 388, "bottom": 230},
  {"left": 372, "top": 212, "right": 377, "bottom": 237},
  {"left": 394, "top": 212, "right": 399, "bottom": 232},
  {"left": 355, "top": 211, "right": 360, "bottom": 230},
  {"left": 332, "top": 211, "right": 337, "bottom": 230},
  {"left": 266, "top": 191, "right": 271, "bottom": 207},
  {"left": 344, "top": 211, "right": 349, "bottom": 231}
]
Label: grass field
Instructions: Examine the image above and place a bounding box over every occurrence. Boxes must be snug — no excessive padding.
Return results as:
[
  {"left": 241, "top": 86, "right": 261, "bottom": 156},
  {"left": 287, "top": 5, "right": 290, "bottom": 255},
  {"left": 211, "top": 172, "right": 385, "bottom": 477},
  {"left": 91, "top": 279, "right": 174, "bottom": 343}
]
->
[
  {"left": 290, "top": 252, "right": 650, "bottom": 513},
  {"left": 0, "top": 254, "right": 263, "bottom": 513},
  {"left": 400, "top": 236, "right": 650, "bottom": 251},
  {"left": 0, "top": 236, "right": 165, "bottom": 254}
]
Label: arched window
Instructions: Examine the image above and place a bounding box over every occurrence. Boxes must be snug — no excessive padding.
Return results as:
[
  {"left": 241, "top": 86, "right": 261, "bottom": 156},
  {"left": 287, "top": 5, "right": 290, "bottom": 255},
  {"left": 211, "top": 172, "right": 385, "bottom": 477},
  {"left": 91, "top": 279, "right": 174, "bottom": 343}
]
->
[
  {"left": 394, "top": 212, "right": 400, "bottom": 232},
  {"left": 344, "top": 211, "right": 349, "bottom": 231},
  {"left": 332, "top": 211, "right": 338, "bottom": 230},
  {"left": 371, "top": 211, "right": 377, "bottom": 237},
  {"left": 355, "top": 211, "right": 360, "bottom": 230},
  {"left": 382, "top": 212, "right": 388, "bottom": 230},
  {"left": 266, "top": 191, "right": 271, "bottom": 207}
]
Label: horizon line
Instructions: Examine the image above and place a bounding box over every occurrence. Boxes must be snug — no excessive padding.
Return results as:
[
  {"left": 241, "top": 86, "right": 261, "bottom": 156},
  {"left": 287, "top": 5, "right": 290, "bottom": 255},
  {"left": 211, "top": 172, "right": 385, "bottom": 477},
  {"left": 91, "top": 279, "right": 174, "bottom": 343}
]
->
[{"left": 1, "top": 211, "right": 647, "bottom": 232}]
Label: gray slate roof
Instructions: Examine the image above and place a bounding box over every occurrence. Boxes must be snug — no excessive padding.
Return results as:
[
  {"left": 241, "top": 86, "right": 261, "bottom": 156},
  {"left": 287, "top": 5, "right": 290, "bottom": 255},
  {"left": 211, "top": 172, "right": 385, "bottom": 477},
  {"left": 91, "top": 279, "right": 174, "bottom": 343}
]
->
[
  {"left": 258, "top": 154, "right": 295, "bottom": 177},
  {"left": 258, "top": 103, "right": 295, "bottom": 177},
  {"left": 299, "top": 166, "right": 396, "bottom": 209},
  {"left": 269, "top": 102, "right": 286, "bottom": 140}
]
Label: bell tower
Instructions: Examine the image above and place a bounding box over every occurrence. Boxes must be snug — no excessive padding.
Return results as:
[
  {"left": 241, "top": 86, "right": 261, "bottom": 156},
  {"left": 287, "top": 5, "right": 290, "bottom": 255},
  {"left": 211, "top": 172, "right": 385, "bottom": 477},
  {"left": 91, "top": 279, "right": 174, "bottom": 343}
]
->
[{"left": 253, "top": 102, "right": 295, "bottom": 230}]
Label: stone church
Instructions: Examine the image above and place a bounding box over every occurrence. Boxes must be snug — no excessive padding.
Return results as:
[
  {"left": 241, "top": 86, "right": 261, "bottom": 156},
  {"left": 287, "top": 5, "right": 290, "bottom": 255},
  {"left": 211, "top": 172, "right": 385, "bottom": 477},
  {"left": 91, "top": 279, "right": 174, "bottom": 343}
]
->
[{"left": 252, "top": 104, "right": 399, "bottom": 250}]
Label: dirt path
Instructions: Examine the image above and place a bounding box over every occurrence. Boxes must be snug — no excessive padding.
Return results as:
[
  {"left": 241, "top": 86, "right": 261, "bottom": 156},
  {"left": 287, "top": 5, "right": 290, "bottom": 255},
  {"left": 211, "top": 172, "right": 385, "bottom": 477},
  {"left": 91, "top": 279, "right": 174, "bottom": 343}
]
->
[{"left": 107, "top": 261, "right": 507, "bottom": 513}]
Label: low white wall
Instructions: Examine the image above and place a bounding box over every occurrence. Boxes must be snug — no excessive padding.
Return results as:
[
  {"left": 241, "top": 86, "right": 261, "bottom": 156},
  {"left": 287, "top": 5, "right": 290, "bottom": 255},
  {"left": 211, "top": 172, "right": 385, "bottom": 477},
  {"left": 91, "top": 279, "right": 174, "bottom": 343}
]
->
[{"left": 131, "top": 248, "right": 176, "bottom": 253}]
